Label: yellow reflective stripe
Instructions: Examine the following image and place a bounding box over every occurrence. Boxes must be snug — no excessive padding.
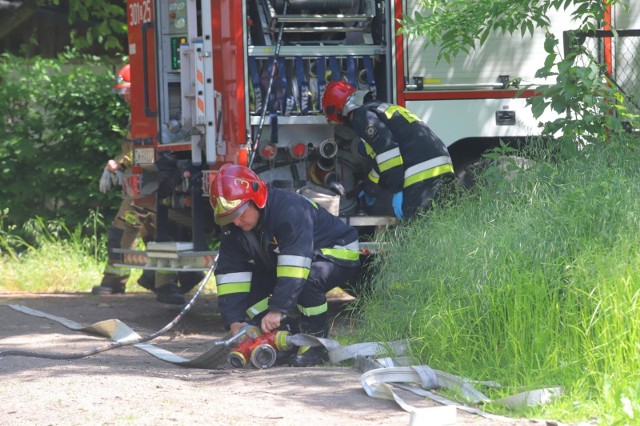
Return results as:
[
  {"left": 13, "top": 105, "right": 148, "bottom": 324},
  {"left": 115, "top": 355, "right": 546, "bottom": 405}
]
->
[
  {"left": 403, "top": 156, "right": 454, "bottom": 188},
  {"left": 277, "top": 266, "right": 310, "bottom": 279},
  {"left": 321, "top": 248, "right": 360, "bottom": 261},
  {"left": 215, "top": 272, "right": 252, "bottom": 295},
  {"left": 404, "top": 164, "right": 454, "bottom": 188},
  {"left": 123, "top": 211, "right": 139, "bottom": 226},
  {"left": 361, "top": 139, "right": 375, "bottom": 158},
  {"left": 376, "top": 147, "right": 401, "bottom": 165},
  {"left": 378, "top": 104, "right": 420, "bottom": 123},
  {"left": 379, "top": 157, "right": 403, "bottom": 173},
  {"left": 103, "top": 265, "right": 129, "bottom": 276},
  {"left": 247, "top": 297, "right": 270, "bottom": 319},
  {"left": 278, "top": 255, "right": 312, "bottom": 269},
  {"left": 368, "top": 169, "right": 379, "bottom": 184},
  {"left": 277, "top": 255, "right": 311, "bottom": 279},
  {"left": 217, "top": 282, "right": 251, "bottom": 296},
  {"left": 376, "top": 147, "right": 403, "bottom": 173},
  {"left": 298, "top": 302, "right": 328, "bottom": 316}
]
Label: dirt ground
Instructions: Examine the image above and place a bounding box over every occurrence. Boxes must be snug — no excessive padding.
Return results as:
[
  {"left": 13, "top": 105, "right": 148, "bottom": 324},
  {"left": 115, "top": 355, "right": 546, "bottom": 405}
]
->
[{"left": 0, "top": 292, "right": 551, "bottom": 426}]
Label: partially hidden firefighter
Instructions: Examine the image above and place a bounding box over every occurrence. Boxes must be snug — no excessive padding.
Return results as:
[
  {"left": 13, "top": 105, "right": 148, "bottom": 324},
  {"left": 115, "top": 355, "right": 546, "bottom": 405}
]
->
[
  {"left": 92, "top": 63, "right": 156, "bottom": 296},
  {"left": 209, "top": 164, "right": 360, "bottom": 367},
  {"left": 321, "top": 81, "right": 455, "bottom": 221},
  {"left": 92, "top": 64, "right": 201, "bottom": 305}
]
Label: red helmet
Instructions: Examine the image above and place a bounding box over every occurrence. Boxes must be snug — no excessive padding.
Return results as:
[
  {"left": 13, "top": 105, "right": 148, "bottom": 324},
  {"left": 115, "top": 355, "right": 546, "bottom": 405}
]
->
[
  {"left": 321, "top": 81, "right": 356, "bottom": 124},
  {"left": 113, "top": 64, "right": 131, "bottom": 94},
  {"left": 209, "top": 164, "right": 267, "bottom": 225}
]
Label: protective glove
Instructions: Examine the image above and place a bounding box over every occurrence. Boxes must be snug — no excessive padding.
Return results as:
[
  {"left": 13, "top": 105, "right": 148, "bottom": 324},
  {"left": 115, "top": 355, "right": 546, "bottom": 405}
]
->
[
  {"left": 392, "top": 191, "right": 403, "bottom": 220},
  {"left": 99, "top": 166, "right": 113, "bottom": 193},
  {"left": 358, "top": 190, "right": 376, "bottom": 207},
  {"left": 113, "top": 170, "right": 124, "bottom": 186}
]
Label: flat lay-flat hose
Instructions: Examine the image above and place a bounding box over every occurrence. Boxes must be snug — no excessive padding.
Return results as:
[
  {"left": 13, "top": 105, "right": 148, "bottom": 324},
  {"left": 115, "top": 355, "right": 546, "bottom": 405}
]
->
[{"left": 0, "top": 258, "right": 217, "bottom": 360}]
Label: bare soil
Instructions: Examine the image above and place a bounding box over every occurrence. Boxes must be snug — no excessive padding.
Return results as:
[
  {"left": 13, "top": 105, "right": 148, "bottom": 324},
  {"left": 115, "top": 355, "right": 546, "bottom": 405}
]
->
[{"left": 0, "top": 292, "right": 545, "bottom": 426}]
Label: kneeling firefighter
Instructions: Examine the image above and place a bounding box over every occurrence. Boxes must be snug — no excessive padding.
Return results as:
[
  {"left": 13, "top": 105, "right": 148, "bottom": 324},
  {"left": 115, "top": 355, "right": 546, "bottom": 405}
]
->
[{"left": 210, "top": 164, "right": 361, "bottom": 367}]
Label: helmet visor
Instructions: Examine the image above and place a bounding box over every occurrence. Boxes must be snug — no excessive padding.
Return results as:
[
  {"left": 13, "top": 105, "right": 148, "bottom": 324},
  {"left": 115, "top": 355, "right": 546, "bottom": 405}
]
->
[{"left": 213, "top": 196, "right": 248, "bottom": 226}]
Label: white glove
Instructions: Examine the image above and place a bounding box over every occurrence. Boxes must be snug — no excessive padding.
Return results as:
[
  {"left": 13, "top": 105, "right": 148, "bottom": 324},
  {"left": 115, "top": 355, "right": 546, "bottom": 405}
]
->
[{"left": 99, "top": 166, "right": 113, "bottom": 193}]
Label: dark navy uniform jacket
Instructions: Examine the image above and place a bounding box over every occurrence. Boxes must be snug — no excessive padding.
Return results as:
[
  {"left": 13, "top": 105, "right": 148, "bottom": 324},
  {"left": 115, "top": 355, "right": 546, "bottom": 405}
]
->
[
  {"left": 214, "top": 186, "right": 359, "bottom": 326},
  {"left": 350, "top": 100, "right": 453, "bottom": 195}
]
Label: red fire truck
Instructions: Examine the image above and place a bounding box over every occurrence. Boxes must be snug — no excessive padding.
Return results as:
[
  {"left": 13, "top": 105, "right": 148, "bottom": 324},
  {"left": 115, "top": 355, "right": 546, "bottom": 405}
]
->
[{"left": 118, "top": 0, "right": 634, "bottom": 272}]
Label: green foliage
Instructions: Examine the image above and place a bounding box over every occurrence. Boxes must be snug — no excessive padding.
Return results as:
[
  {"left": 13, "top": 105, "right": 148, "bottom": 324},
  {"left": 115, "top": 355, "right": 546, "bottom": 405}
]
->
[
  {"left": 0, "top": 51, "right": 128, "bottom": 241},
  {"left": 525, "top": 29, "right": 639, "bottom": 146},
  {"left": 0, "top": 209, "right": 33, "bottom": 260},
  {"left": 53, "top": 0, "right": 127, "bottom": 53},
  {"left": 401, "top": 0, "right": 637, "bottom": 148},
  {"left": 0, "top": 211, "right": 108, "bottom": 292},
  {"left": 404, "top": 0, "right": 619, "bottom": 60},
  {"left": 355, "top": 139, "right": 640, "bottom": 422}
]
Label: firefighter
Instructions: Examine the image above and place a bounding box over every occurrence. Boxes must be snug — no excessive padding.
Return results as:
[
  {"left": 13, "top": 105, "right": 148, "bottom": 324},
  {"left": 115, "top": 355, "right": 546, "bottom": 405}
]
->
[
  {"left": 210, "top": 164, "right": 360, "bottom": 367},
  {"left": 321, "top": 81, "right": 454, "bottom": 221},
  {"left": 92, "top": 64, "right": 193, "bottom": 305}
]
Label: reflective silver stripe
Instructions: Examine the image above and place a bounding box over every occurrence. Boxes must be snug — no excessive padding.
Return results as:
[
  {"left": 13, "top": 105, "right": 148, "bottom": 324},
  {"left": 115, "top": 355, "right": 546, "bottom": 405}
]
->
[
  {"left": 333, "top": 240, "right": 359, "bottom": 251},
  {"left": 370, "top": 169, "right": 380, "bottom": 179},
  {"left": 404, "top": 156, "right": 453, "bottom": 179},
  {"left": 277, "top": 255, "right": 312, "bottom": 269},
  {"left": 215, "top": 272, "right": 252, "bottom": 284},
  {"left": 376, "top": 103, "right": 390, "bottom": 113},
  {"left": 247, "top": 297, "right": 269, "bottom": 318},
  {"left": 376, "top": 147, "right": 401, "bottom": 166}
]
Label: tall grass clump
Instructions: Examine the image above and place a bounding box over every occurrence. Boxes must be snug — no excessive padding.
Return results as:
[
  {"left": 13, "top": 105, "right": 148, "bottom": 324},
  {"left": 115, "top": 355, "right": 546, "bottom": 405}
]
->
[
  {"left": 355, "top": 140, "right": 640, "bottom": 423},
  {"left": 0, "top": 211, "right": 107, "bottom": 293}
]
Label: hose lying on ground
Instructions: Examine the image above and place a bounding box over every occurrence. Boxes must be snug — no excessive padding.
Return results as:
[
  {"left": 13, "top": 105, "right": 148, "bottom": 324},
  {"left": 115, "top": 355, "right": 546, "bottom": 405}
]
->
[{"left": 0, "top": 258, "right": 217, "bottom": 360}]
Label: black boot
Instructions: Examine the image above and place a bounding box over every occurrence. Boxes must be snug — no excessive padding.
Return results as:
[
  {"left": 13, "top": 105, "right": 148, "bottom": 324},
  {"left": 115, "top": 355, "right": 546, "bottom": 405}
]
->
[
  {"left": 91, "top": 282, "right": 126, "bottom": 295},
  {"left": 156, "top": 284, "right": 185, "bottom": 305},
  {"left": 137, "top": 270, "right": 156, "bottom": 293},
  {"left": 288, "top": 313, "right": 328, "bottom": 367},
  {"left": 177, "top": 271, "right": 204, "bottom": 294},
  {"left": 288, "top": 345, "right": 328, "bottom": 367}
]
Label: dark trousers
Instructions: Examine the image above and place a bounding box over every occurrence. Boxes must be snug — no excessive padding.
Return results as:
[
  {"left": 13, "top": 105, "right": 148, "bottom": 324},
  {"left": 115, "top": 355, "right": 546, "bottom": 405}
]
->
[
  {"left": 248, "top": 258, "right": 359, "bottom": 335},
  {"left": 402, "top": 174, "right": 452, "bottom": 220}
]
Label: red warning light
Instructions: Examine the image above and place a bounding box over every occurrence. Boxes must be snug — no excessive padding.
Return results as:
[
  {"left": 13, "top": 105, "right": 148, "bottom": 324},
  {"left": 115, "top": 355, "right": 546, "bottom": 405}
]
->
[
  {"left": 260, "top": 144, "right": 278, "bottom": 160},
  {"left": 291, "top": 143, "right": 307, "bottom": 159}
]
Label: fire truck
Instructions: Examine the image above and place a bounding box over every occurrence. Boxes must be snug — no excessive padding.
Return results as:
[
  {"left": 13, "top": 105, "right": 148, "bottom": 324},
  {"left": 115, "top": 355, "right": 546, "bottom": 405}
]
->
[{"left": 118, "top": 0, "right": 636, "bottom": 272}]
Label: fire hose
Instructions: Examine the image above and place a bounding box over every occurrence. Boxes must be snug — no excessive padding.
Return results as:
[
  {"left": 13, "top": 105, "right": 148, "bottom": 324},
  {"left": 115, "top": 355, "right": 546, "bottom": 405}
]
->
[
  {"left": 1, "top": 298, "right": 562, "bottom": 419},
  {"left": 0, "top": 255, "right": 218, "bottom": 361},
  {"left": 248, "top": 0, "right": 289, "bottom": 168}
]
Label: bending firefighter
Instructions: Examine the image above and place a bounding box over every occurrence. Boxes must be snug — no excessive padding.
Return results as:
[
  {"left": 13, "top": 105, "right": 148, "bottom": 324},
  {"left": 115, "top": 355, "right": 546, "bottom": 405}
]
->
[
  {"left": 210, "top": 164, "right": 360, "bottom": 367},
  {"left": 322, "top": 81, "right": 454, "bottom": 221}
]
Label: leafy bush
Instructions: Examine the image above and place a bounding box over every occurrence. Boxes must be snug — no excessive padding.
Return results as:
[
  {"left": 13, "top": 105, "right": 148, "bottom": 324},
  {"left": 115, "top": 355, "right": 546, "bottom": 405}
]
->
[{"left": 0, "top": 51, "right": 127, "bottom": 242}]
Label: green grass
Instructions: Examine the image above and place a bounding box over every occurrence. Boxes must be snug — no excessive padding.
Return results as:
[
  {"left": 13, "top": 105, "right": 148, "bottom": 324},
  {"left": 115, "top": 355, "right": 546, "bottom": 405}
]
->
[
  {"left": 2, "top": 139, "right": 640, "bottom": 423},
  {"left": 0, "top": 211, "right": 140, "bottom": 293},
  {"left": 353, "top": 140, "right": 640, "bottom": 423},
  {"left": 0, "top": 240, "right": 104, "bottom": 292}
]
